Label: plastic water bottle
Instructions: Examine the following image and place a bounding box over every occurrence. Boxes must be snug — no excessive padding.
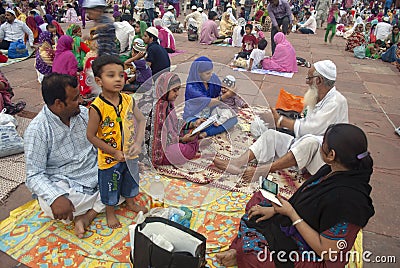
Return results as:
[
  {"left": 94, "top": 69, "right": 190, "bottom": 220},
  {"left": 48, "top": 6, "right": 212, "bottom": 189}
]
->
[{"left": 149, "top": 175, "right": 165, "bottom": 208}]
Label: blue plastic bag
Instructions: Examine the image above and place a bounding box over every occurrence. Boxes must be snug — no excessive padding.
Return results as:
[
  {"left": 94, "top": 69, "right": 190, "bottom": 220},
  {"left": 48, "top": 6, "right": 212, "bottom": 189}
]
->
[{"left": 8, "top": 39, "right": 29, "bottom": 59}]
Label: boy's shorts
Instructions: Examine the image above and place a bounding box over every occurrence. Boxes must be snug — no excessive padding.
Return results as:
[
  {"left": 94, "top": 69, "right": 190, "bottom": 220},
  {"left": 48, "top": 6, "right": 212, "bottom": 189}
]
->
[{"left": 98, "top": 160, "right": 139, "bottom": 206}]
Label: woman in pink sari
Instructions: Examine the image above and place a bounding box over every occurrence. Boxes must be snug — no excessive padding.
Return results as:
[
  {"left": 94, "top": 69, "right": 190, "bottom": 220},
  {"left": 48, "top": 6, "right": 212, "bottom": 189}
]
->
[
  {"left": 145, "top": 72, "right": 200, "bottom": 167},
  {"left": 262, "top": 32, "right": 298, "bottom": 73}
]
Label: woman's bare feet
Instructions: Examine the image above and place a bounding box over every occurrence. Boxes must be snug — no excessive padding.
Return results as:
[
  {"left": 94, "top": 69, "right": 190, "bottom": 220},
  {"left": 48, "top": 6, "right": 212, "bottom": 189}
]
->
[
  {"left": 199, "top": 132, "right": 208, "bottom": 139},
  {"left": 126, "top": 198, "right": 149, "bottom": 214},
  {"left": 106, "top": 206, "right": 121, "bottom": 229},
  {"left": 74, "top": 209, "right": 97, "bottom": 238},
  {"left": 215, "top": 249, "right": 238, "bottom": 267}
]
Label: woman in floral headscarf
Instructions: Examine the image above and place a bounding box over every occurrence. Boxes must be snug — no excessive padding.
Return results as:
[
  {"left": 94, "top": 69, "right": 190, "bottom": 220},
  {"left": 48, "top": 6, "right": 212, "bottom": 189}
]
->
[
  {"left": 35, "top": 31, "right": 55, "bottom": 83},
  {"left": 345, "top": 23, "right": 366, "bottom": 52},
  {"left": 66, "top": 24, "right": 90, "bottom": 69},
  {"left": 145, "top": 72, "right": 200, "bottom": 167}
]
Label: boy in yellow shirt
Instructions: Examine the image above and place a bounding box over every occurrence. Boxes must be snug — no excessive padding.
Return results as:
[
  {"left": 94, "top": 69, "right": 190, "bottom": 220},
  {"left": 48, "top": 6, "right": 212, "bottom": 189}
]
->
[{"left": 87, "top": 55, "right": 148, "bottom": 228}]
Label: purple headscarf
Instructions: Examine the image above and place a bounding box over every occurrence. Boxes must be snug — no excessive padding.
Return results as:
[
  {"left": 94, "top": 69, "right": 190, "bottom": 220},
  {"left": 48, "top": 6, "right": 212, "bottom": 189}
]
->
[
  {"left": 52, "top": 35, "right": 78, "bottom": 76},
  {"left": 113, "top": 4, "right": 121, "bottom": 18}
]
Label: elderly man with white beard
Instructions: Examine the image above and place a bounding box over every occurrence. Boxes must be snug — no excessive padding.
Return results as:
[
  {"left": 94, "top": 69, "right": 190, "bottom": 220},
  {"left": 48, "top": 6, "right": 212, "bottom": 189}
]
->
[{"left": 214, "top": 60, "right": 348, "bottom": 180}]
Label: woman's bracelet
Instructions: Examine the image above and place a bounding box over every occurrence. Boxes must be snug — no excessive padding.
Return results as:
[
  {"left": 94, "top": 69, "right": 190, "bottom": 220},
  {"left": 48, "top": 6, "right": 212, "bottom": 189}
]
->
[{"left": 292, "top": 218, "right": 304, "bottom": 226}]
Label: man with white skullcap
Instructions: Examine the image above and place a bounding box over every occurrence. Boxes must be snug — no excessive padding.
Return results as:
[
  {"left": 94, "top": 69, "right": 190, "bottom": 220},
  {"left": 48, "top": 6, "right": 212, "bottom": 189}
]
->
[
  {"left": 214, "top": 60, "right": 349, "bottom": 180},
  {"left": 143, "top": 27, "right": 170, "bottom": 80},
  {"left": 162, "top": 5, "right": 179, "bottom": 31},
  {"left": 0, "top": 9, "right": 34, "bottom": 49},
  {"left": 184, "top": 5, "right": 203, "bottom": 30}
]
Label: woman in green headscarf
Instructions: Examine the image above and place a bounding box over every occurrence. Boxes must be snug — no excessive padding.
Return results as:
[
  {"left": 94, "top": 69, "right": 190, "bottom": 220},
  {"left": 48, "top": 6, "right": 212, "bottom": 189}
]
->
[
  {"left": 133, "top": 21, "right": 148, "bottom": 41},
  {"left": 66, "top": 24, "right": 90, "bottom": 70}
]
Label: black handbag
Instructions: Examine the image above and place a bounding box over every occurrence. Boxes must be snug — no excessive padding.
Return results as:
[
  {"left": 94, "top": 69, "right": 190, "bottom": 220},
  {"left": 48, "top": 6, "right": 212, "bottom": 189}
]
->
[{"left": 132, "top": 217, "right": 207, "bottom": 268}]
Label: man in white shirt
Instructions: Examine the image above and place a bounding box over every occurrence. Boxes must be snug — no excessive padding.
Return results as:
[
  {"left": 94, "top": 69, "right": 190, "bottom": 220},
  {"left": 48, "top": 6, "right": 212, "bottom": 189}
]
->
[
  {"left": 297, "top": 11, "right": 316, "bottom": 34},
  {"left": 247, "top": 38, "right": 267, "bottom": 70},
  {"left": 162, "top": 5, "right": 179, "bottom": 30},
  {"left": 375, "top": 17, "right": 393, "bottom": 41},
  {"left": 214, "top": 60, "right": 349, "bottom": 180},
  {"left": 184, "top": 5, "right": 203, "bottom": 30},
  {"left": 0, "top": 9, "right": 34, "bottom": 49},
  {"left": 198, "top": 7, "right": 208, "bottom": 24}
]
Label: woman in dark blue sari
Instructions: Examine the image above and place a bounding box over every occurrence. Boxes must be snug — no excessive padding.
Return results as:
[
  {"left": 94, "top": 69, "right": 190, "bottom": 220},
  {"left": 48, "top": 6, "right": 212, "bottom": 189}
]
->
[{"left": 183, "top": 56, "right": 238, "bottom": 138}]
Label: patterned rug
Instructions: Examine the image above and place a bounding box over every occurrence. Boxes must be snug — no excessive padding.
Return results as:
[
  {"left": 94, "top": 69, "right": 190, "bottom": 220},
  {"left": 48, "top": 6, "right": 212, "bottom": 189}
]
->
[
  {"left": 155, "top": 106, "right": 278, "bottom": 193},
  {"left": 0, "top": 170, "right": 251, "bottom": 268},
  {"left": 0, "top": 170, "right": 363, "bottom": 268},
  {"left": 0, "top": 116, "right": 31, "bottom": 203}
]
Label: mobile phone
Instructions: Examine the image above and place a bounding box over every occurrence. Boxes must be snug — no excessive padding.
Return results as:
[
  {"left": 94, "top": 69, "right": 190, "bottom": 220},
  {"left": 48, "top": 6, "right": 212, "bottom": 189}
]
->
[{"left": 261, "top": 178, "right": 278, "bottom": 195}]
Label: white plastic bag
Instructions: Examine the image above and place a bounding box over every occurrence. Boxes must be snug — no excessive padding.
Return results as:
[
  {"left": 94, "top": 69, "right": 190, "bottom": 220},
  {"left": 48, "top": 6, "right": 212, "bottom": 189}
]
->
[
  {"left": 250, "top": 115, "right": 269, "bottom": 138},
  {"left": 0, "top": 108, "right": 17, "bottom": 126},
  {"left": 0, "top": 121, "right": 24, "bottom": 157}
]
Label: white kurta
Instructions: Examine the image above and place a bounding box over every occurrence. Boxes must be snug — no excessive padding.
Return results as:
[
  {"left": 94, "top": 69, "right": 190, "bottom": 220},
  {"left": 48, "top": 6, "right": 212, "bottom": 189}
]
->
[{"left": 249, "top": 87, "right": 348, "bottom": 173}]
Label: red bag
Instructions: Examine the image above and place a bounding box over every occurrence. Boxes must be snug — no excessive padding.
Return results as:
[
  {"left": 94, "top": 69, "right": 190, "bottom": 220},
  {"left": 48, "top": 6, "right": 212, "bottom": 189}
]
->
[{"left": 275, "top": 88, "right": 304, "bottom": 113}]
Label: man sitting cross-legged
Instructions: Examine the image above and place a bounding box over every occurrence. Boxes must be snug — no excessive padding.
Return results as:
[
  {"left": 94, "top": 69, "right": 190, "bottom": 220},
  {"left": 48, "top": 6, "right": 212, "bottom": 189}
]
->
[
  {"left": 214, "top": 60, "right": 349, "bottom": 180},
  {"left": 25, "top": 73, "right": 105, "bottom": 238}
]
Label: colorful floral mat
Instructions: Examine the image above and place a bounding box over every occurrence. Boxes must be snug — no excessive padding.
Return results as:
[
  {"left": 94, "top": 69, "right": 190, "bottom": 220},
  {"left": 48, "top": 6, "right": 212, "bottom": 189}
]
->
[
  {"left": 0, "top": 169, "right": 302, "bottom": 267},
  {"left": 0, "top": 169, "right": 362, "bottom": 268}
]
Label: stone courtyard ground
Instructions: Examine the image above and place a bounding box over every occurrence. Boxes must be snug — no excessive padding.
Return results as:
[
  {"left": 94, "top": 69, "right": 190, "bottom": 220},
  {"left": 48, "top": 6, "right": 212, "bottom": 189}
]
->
[{"left": 0, "top": 19, "right": 399, "bottom": 267}]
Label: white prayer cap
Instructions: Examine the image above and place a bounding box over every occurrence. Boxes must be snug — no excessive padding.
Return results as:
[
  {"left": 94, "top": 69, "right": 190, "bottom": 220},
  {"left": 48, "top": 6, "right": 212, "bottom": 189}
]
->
[
  {"left": 222, "top": 75, "right": 236, "bottom": 87},
  {"left": 146, "top": 26, "right": 159, "bottom": 38},
  {"left": 167, "top": 5, "right": 174, "bottom": 10},
  {"left": 226, "top": 3, "right": 232, "bottom": 7},
  {"left": 133, "top": 38, "right": 145, "bottom": 46},
  {"left": 6, "top": 9, "right": 16, "bottom": 17},
  {"left": 83, "top": 0, "right": 106, "bottom": 8},
  {"left": 314, "top": 60, "right": 336, "bottom": 81},
  {"left": 191, "top": 5, "right": 197, "bottom": 10},
  {"left": 198, "top": 7, "right": 203, "bottom": 12}
]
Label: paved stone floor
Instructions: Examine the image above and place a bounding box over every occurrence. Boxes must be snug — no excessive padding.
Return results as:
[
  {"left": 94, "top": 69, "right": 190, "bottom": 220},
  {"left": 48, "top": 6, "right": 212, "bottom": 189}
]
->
[{"left": 0, "top": 20, "right": 399, "bottom": 267}]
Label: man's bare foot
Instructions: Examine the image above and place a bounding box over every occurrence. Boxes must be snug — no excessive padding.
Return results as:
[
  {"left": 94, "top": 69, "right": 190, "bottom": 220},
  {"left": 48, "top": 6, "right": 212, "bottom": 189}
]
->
[
  {"left": 74, "top": 209, "right": 97, "bottom": 238},
  {"left": 106, "top": 206, "right": 121, "bottom": 229},
  {"left": 213, "top": 157, "right": 244, "bottom": 175},
  {"left": 242, "top": 164, "right": 272, "bottom": 183},
  {"left": 126, "top": 198, "right": 149, "bottom": 214},
  {"left": 215, "top": 249, "right": 238, "bottom": 267}
]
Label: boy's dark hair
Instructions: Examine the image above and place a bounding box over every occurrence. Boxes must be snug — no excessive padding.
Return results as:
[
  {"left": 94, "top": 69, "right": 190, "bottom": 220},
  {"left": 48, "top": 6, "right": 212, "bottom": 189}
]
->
[
  {"left": 258, "top": 38, "right": 268, "bottom": 50},
  {"left": 245, "top": 23, "right": 253, "bottom": 30},
  {"left": 67, "top": 4, "right": 72, "bottom": 8},
  {"left": 42, "top": 73, "right": 78, "bottom": 106},
  {"left": 92, "top": 55, "right": 124, "bottom": 78},
  {"left": 208, "top": 11, "right": 217, "bottom": 20},
  {"left": 29, "top": 10, "right": 36, "bottom": 16},
  {"left": 146, "top": 31, "right": 158, "bottom": 42},
  {"left": 46, "top": 23, "right": 56, "bottom": 31},
  {"left": 305, "top": 11, "right": 311, "bottom": 16}
]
